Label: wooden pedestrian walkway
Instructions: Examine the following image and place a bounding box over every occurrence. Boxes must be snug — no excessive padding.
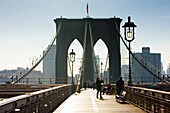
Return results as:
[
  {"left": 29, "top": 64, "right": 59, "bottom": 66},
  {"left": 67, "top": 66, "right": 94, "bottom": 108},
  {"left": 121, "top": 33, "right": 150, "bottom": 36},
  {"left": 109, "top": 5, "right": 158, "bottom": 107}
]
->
[{"left": 53, "top": 88, "right": 146, "bottom": 113}]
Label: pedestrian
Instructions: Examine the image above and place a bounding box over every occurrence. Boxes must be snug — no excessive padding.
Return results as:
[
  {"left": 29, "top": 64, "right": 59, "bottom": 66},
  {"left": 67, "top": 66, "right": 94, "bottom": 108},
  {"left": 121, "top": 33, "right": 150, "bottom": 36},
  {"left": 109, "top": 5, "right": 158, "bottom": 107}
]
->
[
  {"left": 96, "top": 77, "right": 103, "bottom": 99},
  {"left": 116, "top": 77, "right": 124, "bottom": 95},
  {"left": 83, "top": 82, "right": 87, "bottom": 90},
  {"left": 92, "top": 82, "right": 96, "bottom": 90}
]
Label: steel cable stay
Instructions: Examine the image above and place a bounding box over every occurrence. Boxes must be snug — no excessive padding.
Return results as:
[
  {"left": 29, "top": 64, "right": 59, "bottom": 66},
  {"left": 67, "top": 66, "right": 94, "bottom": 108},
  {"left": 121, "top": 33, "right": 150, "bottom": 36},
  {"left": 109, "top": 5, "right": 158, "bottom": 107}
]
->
[
  {"left": 77, "top": 22, "right": 99, "bottom": 88},
  {"left": 100, "top": 53, "right": 109, "bottom": 83},
  {"left": 78, "top": 22, "right": 109, "bottom": 83},
  {"left": 76, "top": 22, "right": 88, "bottom": 86},
  {"left": 80, "top": 22, "right": 88, "bottom": 77},
  {"left": 89, "top": 22, "right": 100, "bottom": 80},
  {"left": 90, "top": 22, "right": 110, "bottom": 82},
  {"left": 11, "top": 22, "right": 62, "bottom": 84},
  {"left": 114, "top": 22, "right": 170, "bottom": 84},
  {"left": 67, "top": 55, "right": 72, "bottom": 79},
  {"left": 75, "top": 22, "right": 88, "bottom": 92},
  {"left": 104, "top": 53, "right": 109, "bottom": 73}
]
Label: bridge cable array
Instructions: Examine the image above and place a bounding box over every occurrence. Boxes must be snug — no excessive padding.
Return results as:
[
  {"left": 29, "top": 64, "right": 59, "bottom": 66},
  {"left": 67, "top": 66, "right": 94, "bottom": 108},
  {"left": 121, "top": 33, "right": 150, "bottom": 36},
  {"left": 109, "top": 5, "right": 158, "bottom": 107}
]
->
[
  {"left": 89, "top": 22, "right": 100, "bottom": 80},
  {"left": 104, "top": 53, "right": 109, "bottom": 72},
  {"left": 11, "top": 19, "right": 166, "bottom": 85},
  {"left": 11, "top": 22, "right": 62, "bottom": 84},
  {"left": 77, "top": 22, "right": 100, "bottom": 88},
  {"left": 114, "top": 22, "right": 169, "bottom": 84}
]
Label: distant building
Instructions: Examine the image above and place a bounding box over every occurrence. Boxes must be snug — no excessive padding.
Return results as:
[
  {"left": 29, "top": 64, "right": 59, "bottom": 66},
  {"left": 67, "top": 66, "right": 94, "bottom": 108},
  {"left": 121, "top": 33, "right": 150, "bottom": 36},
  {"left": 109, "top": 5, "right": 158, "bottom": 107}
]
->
[
  {"left": 166, "top": 63, "right": 170, "bottom": 75},
  {"left": 95, "top": 55, "right": 110, "bottom": 84},
  {"left": 95, "top": 55, "right": 100, "bottom": 77},
  {"left": 132, "top": 47, "right": 161, "bottom": 83},
  {"left": 103, "top": 68, "right": 109, "bottom": 84},
  {"left": 166, "top": 64, "right": 170, "bottom": 81},
  {"left": 121, "top": 64, "right": 129, "bottom": 81},
  {"left": 161, "top": 62, "right": 164, "bottom": 75},
  {"left": 0, "top": 67, "right": 43, "bottom": 84},
  {"left": 43, "top": 45, "right": 56, "bottom": 84}
]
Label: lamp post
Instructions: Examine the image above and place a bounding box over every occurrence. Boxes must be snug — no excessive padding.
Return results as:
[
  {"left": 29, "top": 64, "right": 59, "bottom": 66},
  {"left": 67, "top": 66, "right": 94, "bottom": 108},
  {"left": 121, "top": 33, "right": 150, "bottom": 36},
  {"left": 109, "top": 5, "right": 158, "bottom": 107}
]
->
[
  {"left": 69, "top": 49, "right": 76, "bottom": 84},
  {"left": 122, "top": 16, "right": 137, "bottom": 86},
  {"left": 101, "top": 61, "right": 103, "bottom": 79}
]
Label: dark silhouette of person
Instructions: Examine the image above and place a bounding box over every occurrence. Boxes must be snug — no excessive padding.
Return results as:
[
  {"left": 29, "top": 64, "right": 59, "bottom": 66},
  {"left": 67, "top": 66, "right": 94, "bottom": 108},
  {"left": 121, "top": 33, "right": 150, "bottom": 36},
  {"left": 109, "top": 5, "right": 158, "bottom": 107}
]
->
[
  {"left": 83, "top": 82, "right": 87, "bottom": 90},
  {"left": 116, "top": 77, "right": 124, "bottom": 95},
  {"left": 92, "top": 82, "right": 96, "bottom": 90},
  {"left": 96, "top": 77, "right": 103, "bottom": 99}
]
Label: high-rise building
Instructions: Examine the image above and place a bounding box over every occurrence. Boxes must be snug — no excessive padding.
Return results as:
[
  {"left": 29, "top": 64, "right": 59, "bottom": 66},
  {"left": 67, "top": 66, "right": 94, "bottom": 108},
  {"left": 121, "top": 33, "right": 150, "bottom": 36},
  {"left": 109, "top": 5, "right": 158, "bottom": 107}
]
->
[
  {"left": 132, "top": 47, "right": 161, "bottom": 83},
  {"left": 166, "top": 63, "right": 170, "bottom": 75},
  {"left": 121, "top": 64, "right": 129, "bottom": 82},
  {"left": 95, "top": 55, "right": 100, "bottom": 77},
  {"left": 43, "top": 45, "right": 56, "bottom": 83}
]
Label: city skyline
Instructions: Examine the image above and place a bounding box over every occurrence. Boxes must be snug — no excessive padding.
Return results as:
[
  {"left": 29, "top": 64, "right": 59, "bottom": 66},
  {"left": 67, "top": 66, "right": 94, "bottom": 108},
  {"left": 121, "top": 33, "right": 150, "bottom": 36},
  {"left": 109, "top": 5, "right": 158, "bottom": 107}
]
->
[{"left": 0, "top": 0, "right": 170, "bottom": 72}]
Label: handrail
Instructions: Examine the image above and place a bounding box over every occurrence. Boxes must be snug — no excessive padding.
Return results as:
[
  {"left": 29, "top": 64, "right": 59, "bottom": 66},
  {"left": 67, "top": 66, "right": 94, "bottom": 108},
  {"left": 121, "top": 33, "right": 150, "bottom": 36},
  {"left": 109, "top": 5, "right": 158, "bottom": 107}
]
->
[
  {"left": 124, "top": 86, "right": 170, "bottom": 112},
  {"left": 0, "top": 84, "right": 76, "bottom": 113}
]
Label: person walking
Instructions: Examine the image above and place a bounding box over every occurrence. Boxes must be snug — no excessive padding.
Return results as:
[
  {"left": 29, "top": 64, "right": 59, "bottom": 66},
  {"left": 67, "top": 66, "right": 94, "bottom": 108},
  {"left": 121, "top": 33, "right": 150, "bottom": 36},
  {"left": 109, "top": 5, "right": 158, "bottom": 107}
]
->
[
  {"left": 96, "top": 77, "right": 103, "bottom": 99},
  {"left": 83, "top": 82, "right": 87, "bottom": 90},
  {"left": 116, "top": 77, "right": 124, "bottom": 95}
]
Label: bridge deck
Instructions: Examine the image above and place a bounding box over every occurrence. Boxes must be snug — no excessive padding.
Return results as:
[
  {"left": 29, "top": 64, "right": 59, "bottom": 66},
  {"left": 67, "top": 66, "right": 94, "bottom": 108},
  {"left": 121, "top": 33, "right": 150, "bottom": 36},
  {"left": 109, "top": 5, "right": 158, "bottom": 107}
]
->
[{"left": 53, "top": 88, "right": 146, "bottom": 113}]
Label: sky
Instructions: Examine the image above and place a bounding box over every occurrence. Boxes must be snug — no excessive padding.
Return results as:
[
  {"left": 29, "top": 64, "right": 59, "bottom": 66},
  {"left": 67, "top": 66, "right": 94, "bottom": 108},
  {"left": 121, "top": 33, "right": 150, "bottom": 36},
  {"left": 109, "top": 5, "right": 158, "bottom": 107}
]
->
[{"left": 0, "top": 0, "right": 170, "bottom": 73}]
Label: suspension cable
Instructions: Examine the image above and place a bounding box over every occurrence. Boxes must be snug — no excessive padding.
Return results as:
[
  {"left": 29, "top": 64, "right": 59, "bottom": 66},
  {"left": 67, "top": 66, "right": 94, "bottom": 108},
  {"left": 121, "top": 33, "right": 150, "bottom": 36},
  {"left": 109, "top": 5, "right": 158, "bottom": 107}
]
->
[
  {"left": 11, "top": 22, "right": 62, "bottom": 84},
  {"left": 67, "top": 55, "right": 72, "bottom": 77},
  {"left": 104, "top": 53, "right": 109, "bottom": 72},
  {"left": 80, "top": 22, "right": 88, "bottom": 75},
  {"left": 89, "top": 22, "right": 99, "bottom": 78},
  {"left": 76, "top": 22, "right": 88, "bottom": 87},
  {"left": 114, "top": 22, "right": 169, "bottom": 84}
]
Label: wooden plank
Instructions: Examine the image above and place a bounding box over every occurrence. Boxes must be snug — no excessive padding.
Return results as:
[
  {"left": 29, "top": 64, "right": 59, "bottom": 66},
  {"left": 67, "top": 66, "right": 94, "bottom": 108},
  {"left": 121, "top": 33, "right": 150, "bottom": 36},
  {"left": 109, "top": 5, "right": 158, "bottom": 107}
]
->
[{"left": 53, "top": 89, "right": 146, "bottom": 113}]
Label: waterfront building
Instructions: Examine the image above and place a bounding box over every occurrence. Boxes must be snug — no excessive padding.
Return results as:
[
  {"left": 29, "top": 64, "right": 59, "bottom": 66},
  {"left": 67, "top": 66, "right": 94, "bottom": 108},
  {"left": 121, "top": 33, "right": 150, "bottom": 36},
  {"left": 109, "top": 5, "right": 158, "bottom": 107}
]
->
[
  {"left": 43, "top": 45, "right": 56, "bottom": 83},
  {"left": 132, "top": 47, "right": 161, "bottom": 83}
]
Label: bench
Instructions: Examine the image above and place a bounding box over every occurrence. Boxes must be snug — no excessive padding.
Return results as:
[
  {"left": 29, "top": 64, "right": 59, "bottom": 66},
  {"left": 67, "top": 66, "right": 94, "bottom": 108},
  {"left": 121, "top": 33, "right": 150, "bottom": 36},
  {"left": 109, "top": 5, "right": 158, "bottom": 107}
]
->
[{"left": 115, "top": 91, "right": 126, "bottom": 103}]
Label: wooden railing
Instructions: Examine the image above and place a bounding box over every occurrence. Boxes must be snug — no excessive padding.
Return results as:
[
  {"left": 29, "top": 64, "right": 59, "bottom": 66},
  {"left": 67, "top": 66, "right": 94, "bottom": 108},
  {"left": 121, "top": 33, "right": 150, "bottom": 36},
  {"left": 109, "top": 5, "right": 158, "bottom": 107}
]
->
[
  {"left": 0, "top": 84, "right": 76, "bottom": 113},
  {"left": 124, "top": 86, "right": 170, "bottom": 113}
]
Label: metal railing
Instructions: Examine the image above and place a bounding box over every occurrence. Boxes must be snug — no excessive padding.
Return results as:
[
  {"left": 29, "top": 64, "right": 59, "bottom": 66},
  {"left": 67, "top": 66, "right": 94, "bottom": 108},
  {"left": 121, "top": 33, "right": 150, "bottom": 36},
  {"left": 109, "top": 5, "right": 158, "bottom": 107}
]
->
[
  {"left": 0, "top": 84, "right": 76, "bottom": 113},
  {"left": 19, "top": 78, "right": 54, "bottom": 84},
  {"left": 124, "top": 86, "right": 170, "bottom": 113},
  {"left": 122, "top": 77, "right": 161, "bottom": 84}
]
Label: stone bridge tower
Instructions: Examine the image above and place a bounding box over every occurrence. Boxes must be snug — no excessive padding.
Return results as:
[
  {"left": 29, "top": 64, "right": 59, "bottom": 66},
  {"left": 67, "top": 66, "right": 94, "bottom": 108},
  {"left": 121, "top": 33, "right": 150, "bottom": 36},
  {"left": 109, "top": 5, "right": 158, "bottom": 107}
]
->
[{"left": 54, "top": 17, "right": 122, "bottom": 84}]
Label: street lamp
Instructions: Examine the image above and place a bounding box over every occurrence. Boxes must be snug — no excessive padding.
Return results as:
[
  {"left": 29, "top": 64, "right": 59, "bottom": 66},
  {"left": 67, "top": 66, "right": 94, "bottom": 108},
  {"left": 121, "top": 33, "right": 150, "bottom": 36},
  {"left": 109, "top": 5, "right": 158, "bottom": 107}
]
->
[
  {"left": 122, "top": 16, "right": 137, "bottom": 86},
  {"left": 69, "top": 49, "right": 76, "bottom": 84},
  {"left": 101, "top": 61, "right": 103, "bottom": 79}
]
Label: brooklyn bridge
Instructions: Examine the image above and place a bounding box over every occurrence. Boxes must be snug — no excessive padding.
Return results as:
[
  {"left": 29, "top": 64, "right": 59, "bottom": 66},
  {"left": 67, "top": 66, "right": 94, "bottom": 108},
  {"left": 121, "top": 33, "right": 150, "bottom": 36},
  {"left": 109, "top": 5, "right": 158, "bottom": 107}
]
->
[{"left": 0, "top": 16, "right": 169, "bottom": 113}]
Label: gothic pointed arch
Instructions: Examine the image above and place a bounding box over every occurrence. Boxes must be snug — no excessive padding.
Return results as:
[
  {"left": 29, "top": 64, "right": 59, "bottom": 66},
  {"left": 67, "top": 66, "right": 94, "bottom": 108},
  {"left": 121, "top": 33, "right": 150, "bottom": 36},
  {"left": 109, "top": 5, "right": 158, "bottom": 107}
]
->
[{"left": 54, "top": 17, "right": 122, "bottom": 84}]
